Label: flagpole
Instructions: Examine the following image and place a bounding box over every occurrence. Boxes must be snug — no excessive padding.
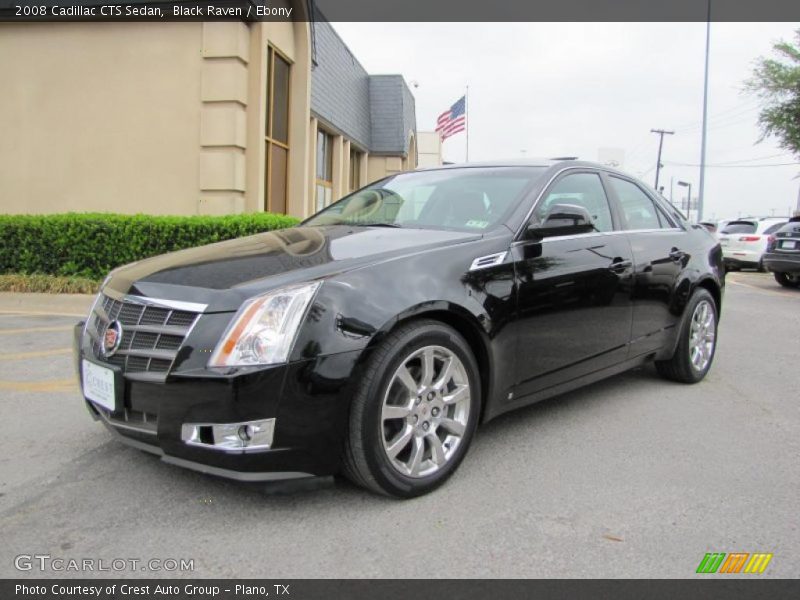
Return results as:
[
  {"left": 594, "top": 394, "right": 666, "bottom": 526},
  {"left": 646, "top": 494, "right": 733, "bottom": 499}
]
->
[{"left": 465, "top": 85, "right": 469, "bottom": 163}]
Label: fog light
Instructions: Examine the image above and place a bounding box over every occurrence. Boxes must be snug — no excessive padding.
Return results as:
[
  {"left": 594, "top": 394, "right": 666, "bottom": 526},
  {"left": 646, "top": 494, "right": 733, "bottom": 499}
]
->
[{"left": 181, "top": 419, "right": 275, "bottom": 453}]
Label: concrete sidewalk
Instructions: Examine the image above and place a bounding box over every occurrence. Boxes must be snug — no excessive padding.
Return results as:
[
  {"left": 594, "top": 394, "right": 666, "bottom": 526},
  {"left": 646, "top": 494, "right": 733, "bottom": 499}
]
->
[{"left": 0, "top": 292, "right": 94, "bottom": 317}]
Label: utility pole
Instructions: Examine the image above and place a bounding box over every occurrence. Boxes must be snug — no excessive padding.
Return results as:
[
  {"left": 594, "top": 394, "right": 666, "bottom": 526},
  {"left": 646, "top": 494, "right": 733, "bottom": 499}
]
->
[
  {"left": 651, "top": 128, "right": 674, "bottom": 191},
  {"left": 697, "top": 1, "right": 712, "bottom": 222}
]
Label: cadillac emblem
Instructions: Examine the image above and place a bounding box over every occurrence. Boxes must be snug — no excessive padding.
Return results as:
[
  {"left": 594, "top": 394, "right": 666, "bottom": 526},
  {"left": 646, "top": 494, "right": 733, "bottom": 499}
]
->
[{"left": 102, "top": 320, "right": 123, "bottom": 357}]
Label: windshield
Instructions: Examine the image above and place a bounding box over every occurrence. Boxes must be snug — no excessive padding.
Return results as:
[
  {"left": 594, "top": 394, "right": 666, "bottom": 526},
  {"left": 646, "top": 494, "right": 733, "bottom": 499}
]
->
[{"left": 304, "top": 167, "right": 547, "bottom": 232}]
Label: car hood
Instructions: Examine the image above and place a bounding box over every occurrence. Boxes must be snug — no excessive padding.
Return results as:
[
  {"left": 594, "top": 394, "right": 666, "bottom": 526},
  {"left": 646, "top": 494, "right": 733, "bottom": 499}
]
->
[{"left": 104, "top": 225, "right": 480, "bottom": 312}]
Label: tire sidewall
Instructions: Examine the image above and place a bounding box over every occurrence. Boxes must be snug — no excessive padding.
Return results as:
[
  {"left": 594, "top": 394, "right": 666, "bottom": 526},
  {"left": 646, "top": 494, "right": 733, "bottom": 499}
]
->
[{"left": 360, "top": 323, "right": 481, "bottom": 498}]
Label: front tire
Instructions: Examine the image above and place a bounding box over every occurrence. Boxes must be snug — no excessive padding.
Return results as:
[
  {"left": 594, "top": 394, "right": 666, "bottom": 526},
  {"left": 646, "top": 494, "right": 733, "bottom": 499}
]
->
[
  {"left": 342, "top": 320, "right": 481, "bottom": 498},
  {"left": 655, "top": 289, "right": 718, "bottom": 384},
  {"left": 774, "top": 272, "right": 800, "bottom": 288}
]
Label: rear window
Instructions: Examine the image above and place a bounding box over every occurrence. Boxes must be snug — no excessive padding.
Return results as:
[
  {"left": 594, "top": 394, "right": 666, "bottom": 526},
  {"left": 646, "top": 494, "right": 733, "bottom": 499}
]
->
[
  {"left": 762, "top": 221, "right": 787, "bottom": 235},
  {"left": 722, "top": 221, "right": 756, "bottom": 234}
]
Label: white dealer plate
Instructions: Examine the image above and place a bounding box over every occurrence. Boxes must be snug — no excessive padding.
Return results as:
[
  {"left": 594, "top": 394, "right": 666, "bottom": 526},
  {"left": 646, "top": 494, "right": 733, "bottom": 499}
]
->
[
  {"left": 82, "top": 359, "right": 117, "bottom": 412},
  {"left": 781, "top": 239, "right": 796, "bottom": 249}
]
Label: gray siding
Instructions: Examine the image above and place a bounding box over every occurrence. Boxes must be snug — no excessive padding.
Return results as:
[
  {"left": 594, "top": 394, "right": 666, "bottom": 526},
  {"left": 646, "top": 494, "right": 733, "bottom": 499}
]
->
[
  {"left": 310, "top": 21, "right": 371, "bottom": 149},
  {"left": 310, "top": 22, "right": 416, "bottom": 155}
]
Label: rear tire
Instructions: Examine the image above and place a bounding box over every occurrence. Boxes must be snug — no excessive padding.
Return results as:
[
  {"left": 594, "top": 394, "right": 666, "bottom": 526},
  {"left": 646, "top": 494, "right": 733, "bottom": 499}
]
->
[
  {"left": 342, "top": 319, "right": 481, "bottom": 498},
  {"left": 774, "top": 272, "right": 800, "bottom": 288},
  {"left": 655, "top": 289, "right": 718, "bottom": 384}
]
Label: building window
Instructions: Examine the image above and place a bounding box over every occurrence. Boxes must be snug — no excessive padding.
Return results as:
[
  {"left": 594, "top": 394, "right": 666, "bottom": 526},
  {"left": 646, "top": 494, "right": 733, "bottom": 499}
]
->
[
  {"left": 265, "top": 46, "right": 291, "bottom": 214},
  {"left": 349, "top": 148, "right": 361, "bottom": 192},
  {"left": 315, "top": 130, "right": 333, "bottom": 212}
]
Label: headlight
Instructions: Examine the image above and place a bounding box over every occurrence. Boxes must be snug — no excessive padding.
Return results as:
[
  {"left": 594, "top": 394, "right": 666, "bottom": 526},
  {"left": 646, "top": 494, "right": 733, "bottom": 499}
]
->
[{"left": 209, "top": 281, "right": 321, "bottom": 367}]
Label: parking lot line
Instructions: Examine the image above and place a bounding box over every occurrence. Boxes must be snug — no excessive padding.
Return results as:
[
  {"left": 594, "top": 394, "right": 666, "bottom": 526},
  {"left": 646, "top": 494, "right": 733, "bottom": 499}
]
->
[
  {"left": 0, "top": 379, "right": 76, "bottom": 393},
  {"left": 0, "top": 348, "right": 72, "bottom": 361},
  {"left": 727, "top": 279, "right": 792, "bottom": 299},
  {"left": 0, "top": 325, "right": 73, "bottom": 335}
]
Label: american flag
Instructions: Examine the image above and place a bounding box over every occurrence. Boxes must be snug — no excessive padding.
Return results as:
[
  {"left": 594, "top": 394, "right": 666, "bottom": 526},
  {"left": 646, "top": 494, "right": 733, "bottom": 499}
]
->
[{"left": 436, "top": 95, "right": 466, "bottom": 141}]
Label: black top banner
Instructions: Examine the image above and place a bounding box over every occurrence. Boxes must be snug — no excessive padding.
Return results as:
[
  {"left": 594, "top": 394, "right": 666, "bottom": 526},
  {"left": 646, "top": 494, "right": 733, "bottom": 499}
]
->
[{"left": 1, "top": 0, "right": 800, "bottom": 22}]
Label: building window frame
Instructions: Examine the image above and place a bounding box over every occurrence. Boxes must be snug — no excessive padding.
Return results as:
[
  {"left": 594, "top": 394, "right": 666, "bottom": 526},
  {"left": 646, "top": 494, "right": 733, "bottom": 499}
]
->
[
  {"left": 265, "top": 45, "right": 292, "bottom": 214},
  {"left": 349, "top": 147, "right": 362, "bottom": 192},
  {"left": 315, "top": 128, "right": 333, "bottom": 212}
]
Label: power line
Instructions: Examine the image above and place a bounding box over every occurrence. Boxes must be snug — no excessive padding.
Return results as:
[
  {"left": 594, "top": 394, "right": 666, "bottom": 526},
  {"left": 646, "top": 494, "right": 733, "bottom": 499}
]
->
[{"left": 665, "top": 160, "right": 799, "bottom": 168}]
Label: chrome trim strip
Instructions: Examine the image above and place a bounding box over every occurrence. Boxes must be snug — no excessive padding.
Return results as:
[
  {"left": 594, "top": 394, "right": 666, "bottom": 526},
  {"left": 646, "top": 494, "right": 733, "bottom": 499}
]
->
[
  {"left": 116, "top": 348, "right": 177, "bottom": 360},
  {"left": 115, "top": 323, "right": 192, "bottom": 336},
  {"left": 123, "top": 295, "right": 208, "bottom": 314},
  {"left": 469, "top": 251, "right": 508, "bottom": 271},
  {"left": 514, "top": 228, "right": 685, "bottom": 245}
]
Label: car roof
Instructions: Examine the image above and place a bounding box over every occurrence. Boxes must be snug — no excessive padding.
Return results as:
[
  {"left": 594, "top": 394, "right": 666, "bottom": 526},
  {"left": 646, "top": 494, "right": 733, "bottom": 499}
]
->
[{"left": 414, "top": 159, "right": 639, "bottom": 179}]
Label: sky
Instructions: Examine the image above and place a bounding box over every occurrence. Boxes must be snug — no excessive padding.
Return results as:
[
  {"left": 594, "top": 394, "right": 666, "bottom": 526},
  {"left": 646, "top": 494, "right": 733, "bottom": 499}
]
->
[{"left": 332, "top": 22, "right": 800, "bottom": 221}]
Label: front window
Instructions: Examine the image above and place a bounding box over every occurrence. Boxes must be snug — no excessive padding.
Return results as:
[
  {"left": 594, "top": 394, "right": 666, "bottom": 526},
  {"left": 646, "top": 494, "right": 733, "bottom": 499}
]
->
[
  {"left": 533, "top": 172, "right": 614, "bottom": 232},
  {"left": 304, "top": 167, "right": 546, "bottom": 232}
]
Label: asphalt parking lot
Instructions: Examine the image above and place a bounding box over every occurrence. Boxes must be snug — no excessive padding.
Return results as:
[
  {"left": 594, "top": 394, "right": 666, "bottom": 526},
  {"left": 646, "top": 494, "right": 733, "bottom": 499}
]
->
[{"left": 0, "top": 272, "right": 798, "bottom": 579}]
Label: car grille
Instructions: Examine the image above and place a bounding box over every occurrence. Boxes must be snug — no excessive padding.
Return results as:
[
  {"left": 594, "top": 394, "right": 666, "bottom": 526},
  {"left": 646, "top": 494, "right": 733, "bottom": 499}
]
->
[{"left": 87, "top": 294, "right": 200, "bottom": 381}]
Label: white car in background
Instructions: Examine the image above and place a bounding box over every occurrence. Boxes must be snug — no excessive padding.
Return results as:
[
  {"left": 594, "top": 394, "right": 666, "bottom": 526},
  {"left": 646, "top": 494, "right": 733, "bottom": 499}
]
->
[{"left": 719, "top": 217, "right": 788, "bottom": 271}]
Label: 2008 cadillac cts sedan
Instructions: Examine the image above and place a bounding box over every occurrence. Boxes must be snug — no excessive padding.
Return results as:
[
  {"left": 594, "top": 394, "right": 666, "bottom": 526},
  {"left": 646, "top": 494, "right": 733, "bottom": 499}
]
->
[{"left": 74, "top": 160, "right": 724, "bottom": 497}]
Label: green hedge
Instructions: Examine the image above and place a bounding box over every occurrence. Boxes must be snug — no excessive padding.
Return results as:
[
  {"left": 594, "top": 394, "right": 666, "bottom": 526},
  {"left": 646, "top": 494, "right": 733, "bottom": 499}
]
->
[{"left": 0, "top": 212, "right": 300, "bottom": 280}]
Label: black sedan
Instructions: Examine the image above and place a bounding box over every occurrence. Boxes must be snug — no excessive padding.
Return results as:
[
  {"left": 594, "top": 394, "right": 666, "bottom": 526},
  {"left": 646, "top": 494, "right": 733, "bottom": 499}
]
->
[
  {"left": 763, "top": 219, "right": 800, "bottom": 287},
  {"left": 74, "top": 160, "right": 724, "bottom": 497}
]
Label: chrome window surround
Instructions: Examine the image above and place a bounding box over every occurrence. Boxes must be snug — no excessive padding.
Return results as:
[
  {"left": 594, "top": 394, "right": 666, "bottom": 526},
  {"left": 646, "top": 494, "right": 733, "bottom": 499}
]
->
[{"left": 514, "top": 166, "right": 687, "bottom": 240}]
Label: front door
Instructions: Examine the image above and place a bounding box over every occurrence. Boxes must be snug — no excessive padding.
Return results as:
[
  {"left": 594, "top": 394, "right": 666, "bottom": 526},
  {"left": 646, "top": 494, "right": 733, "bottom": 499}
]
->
[{"left": 512, "top": 171, "right": 634, "bottom": 400}]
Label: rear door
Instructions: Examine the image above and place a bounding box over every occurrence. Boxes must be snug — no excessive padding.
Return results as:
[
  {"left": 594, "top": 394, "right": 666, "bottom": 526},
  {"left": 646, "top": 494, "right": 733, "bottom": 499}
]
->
[
  {"left": 511, "top": 170, "right": 634, "bottom": 399},
  {"left": 605, "top": 174, "right": 688, "bottom": 358}
]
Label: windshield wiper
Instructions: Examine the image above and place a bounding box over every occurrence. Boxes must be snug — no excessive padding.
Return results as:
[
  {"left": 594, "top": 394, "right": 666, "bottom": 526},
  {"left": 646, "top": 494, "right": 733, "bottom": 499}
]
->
[{"left": 349, "top": 222, "right": 403, "bottom": 228}]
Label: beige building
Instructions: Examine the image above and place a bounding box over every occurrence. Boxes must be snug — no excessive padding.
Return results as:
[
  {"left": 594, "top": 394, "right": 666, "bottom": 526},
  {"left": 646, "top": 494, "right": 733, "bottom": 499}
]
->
[
  {"left": 417, "top": 131, "right": 444, "bottom": 168},
  {"left": 0, "top": 7, "right": 417, "bottom": 218}
]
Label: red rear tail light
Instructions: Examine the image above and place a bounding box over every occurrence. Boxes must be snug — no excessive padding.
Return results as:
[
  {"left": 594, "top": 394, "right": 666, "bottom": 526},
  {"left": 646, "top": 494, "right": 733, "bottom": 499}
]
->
[
  {"left": 767, "top": 235, "right": 777, "bottom": 251},
  {"left": 739, "top": 236, "right": 760, "bottom": 242}
]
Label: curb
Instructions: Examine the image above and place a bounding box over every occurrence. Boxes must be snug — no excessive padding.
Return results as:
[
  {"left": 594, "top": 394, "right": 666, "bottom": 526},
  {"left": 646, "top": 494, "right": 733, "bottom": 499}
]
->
[{"left": 0, "top": 292, "right": 94, "bottom": 317}]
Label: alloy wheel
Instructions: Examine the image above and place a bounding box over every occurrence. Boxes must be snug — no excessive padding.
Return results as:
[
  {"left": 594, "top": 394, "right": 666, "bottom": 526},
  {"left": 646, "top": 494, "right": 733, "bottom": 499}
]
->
[
  {"left": 688, "top": 299, "right": 716, "bottom": 372},
  {"left": 380, "top": 345, "right": 471, "bottom": 478}
]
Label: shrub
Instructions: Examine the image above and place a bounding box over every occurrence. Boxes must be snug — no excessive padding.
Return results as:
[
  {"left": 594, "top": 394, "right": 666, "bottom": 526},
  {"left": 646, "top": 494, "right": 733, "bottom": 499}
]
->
[{"left": 0, "top": 212, "right": 300, "bottom": 280}]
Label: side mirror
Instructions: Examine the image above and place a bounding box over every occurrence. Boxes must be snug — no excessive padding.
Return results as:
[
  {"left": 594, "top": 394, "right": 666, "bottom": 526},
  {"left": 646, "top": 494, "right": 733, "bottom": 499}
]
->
[{"left": 528, "top": 203, "right": 595, "bottom": 238}]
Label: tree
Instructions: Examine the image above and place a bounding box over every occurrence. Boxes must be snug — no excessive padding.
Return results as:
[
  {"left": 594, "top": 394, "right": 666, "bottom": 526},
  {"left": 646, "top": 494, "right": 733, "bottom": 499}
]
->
[{"left": 746, "top": 30, "right": 800, "bottom": 158}]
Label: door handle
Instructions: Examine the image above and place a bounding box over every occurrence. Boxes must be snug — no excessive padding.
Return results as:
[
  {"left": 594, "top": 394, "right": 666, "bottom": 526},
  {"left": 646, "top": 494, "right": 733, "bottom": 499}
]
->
[
  {"left": 669, "top": 248, "right": 685, "bottom": 262},
  {"left": 609, "top": 258, "right": 632, "bottom": 273}
]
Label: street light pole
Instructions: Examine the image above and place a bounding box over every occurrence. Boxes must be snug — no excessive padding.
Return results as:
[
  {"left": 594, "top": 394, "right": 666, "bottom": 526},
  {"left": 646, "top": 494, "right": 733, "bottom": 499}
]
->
[
  {"left": 678, "top": 180, "right": 693, "bottom": 221},
  {"left": 697, "top": 1, "right": 712, "bottom": 222},
  {"left": 651, "top": 128, "right": 674, "bottom": 191}
]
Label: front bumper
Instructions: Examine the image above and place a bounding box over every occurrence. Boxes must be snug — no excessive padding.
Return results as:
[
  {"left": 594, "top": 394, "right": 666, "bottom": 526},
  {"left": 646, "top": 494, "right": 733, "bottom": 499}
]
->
[
  {"left": 74, "top": 322, "right": 361, "bottom": 481},
  {"left": 763, "top": 252, "right": 800, "bottom": 274}
]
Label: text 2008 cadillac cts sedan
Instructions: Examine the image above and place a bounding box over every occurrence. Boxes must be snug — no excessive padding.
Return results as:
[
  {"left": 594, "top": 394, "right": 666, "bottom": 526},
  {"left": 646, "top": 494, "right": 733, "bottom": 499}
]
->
[{"left": 74, "top": 160, "right": 724, "bottom": 497}]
